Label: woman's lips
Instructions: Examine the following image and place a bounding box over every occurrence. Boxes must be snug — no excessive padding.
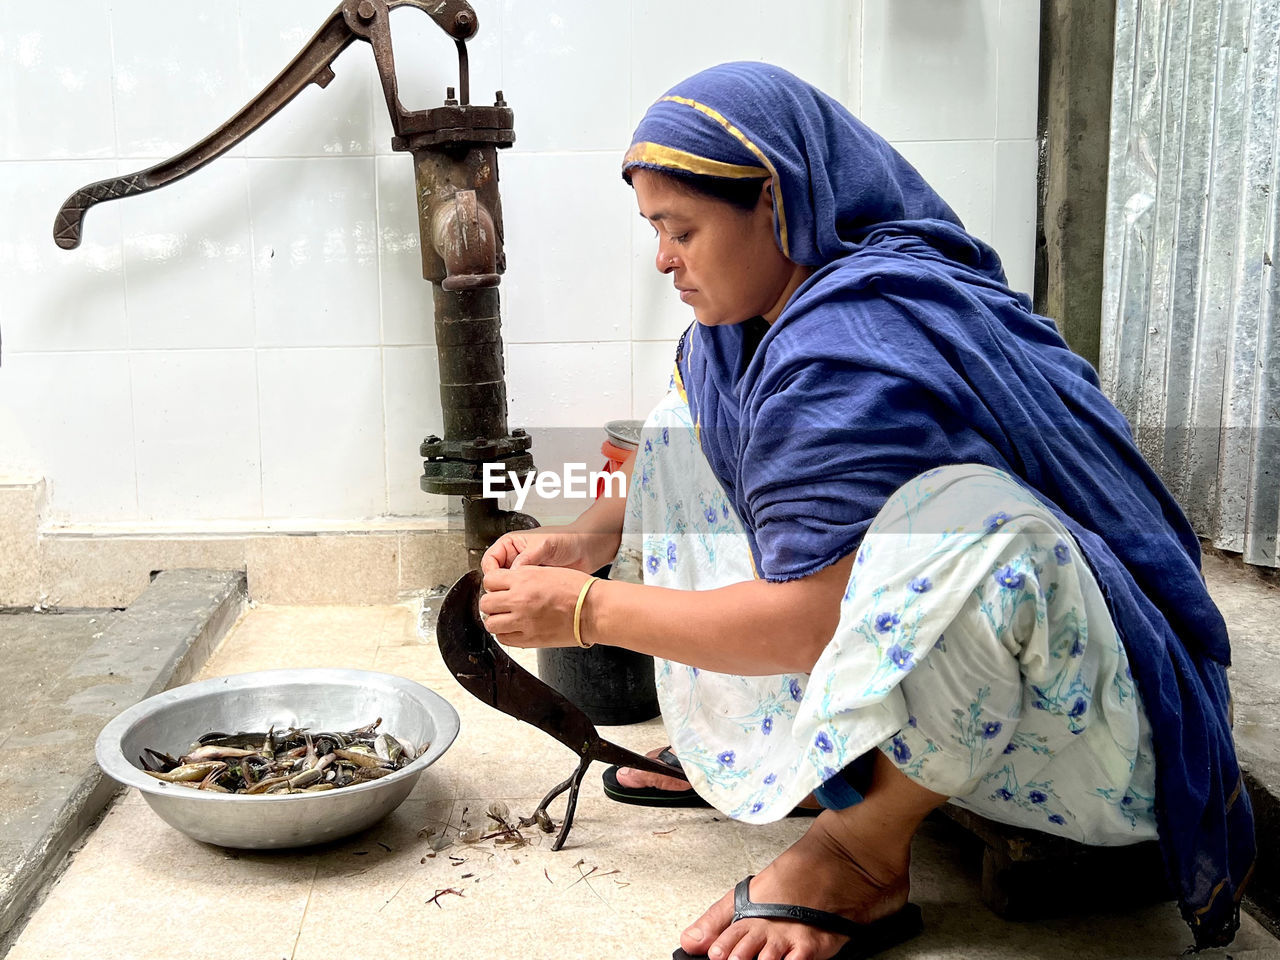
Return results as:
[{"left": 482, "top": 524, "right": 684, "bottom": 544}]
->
[{"left": 678, "top": 288, "right": 696, "bottom": 303}]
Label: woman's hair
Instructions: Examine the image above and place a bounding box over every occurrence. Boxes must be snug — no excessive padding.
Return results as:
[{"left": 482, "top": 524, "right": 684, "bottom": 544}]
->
[{"left": 626, "top": 167, "right": 768, "bottom": 213}]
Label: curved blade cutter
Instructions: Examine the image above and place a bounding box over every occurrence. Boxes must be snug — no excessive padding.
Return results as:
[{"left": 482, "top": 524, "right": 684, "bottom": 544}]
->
[{"left": 436, "top": 570, "right": 684, "bottom": 850}]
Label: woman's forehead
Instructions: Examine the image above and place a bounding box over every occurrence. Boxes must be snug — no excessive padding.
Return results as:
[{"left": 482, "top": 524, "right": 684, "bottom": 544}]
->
[
  {"left": 631, "top": 170, "right": 691, "bottom": 220},
  {"left": 631, "top": 169, "right": 731, "bottom": 222}
]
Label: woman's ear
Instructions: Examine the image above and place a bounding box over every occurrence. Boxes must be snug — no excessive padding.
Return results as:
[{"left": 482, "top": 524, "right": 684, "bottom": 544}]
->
[{"left": 760, "top": 179, "right": 775, "bottom": 211}]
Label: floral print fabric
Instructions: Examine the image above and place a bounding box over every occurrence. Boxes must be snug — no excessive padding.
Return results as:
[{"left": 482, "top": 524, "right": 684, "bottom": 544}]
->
[{"left": 612, "top": 386, "right": 1156, "bottom": 845}]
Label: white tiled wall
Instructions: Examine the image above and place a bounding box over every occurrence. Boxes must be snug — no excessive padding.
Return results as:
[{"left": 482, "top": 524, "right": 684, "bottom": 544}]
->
[{"left": 0, "top": 0, "right": 1040, "bottom": 527}]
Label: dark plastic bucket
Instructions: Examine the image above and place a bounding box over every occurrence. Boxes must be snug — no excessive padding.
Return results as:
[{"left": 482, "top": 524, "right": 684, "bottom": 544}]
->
[
  {"left": 535, "top": 641, "right": 660, "bottom": 726},
  {"left": 535, "top": 561, "right": 660, "bottom": 725},
  {"left": 535, "top": 420, "right": 659, "bottom": 726}
]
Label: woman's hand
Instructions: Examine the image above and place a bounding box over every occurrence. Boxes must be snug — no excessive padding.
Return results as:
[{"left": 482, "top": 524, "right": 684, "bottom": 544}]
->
[
  {"left": 479, "top": 566, "right": 594, "bottom": 648},
  {"left": 480, "top": 527, "right": 601, "bottom": 574}
]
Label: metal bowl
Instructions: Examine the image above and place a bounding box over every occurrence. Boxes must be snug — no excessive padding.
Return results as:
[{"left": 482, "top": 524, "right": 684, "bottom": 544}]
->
[{"left": 95, "top": 668, "right": 459, "bottom": 849}]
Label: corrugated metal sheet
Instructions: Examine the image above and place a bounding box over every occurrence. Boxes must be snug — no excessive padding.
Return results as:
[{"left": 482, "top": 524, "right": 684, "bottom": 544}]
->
[{"left": 1101, "top": 0, "right": 1280, "bottom": 566}]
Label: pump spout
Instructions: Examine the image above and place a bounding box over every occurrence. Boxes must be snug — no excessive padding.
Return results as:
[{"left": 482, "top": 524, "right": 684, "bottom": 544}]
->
[{"left": 431, "top": 189, "right": 500, "bottom": 291}]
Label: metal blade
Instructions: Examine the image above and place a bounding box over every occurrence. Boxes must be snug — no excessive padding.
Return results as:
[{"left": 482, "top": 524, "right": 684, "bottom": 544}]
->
[{"left": 436, "top": 569, "right": 679, "bottom": 779}]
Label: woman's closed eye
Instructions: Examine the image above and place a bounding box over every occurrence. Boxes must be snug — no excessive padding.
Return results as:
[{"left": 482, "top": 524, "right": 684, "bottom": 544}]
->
[{"left": 651, "top": 225, "right": 689, "bottom": 245}]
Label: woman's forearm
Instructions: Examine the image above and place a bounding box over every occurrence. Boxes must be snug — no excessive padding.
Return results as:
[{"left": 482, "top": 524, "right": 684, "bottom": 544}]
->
[
  {"left": 559, "top": 450, "right": 636, "bottom": 571},
  {"left": 582, "top": 553, "right": 854, "bottom": 675}
]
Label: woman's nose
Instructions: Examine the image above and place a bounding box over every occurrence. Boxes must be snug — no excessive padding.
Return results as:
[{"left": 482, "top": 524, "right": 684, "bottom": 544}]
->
[{"left": 655, "top": 245, "right": 677, "bottom": 274}]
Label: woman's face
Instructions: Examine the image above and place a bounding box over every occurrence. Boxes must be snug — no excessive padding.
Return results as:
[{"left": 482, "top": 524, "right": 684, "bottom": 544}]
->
[{"left": 631, "top": 169, "right": 806, "bottom": 326}]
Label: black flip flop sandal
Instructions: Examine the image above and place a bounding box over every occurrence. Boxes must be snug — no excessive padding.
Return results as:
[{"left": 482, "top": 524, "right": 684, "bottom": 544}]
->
[
  {"left": 672, "top": 876, "right": 923, "bottom": 960},
  {"left": 601, "top": 747, "right": 711, "bottom": 808},
  {"left": 602, "top": 748, "right": 823, "bottom": 816}
]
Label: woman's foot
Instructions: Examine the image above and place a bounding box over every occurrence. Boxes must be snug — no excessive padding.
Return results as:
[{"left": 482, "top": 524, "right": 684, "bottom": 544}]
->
[
  {"left": 614, "top": 745, "right": 695, "bottom": 793},
  {"left": 678, "top": 752, "right": 945, "bottom": 960},
  {"left": 614, "top": 746, "right": 823, "bottom": 809}
]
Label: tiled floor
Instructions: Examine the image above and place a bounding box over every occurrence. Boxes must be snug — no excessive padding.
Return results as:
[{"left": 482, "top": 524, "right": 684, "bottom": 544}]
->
[{"left": 9, "top": 603, "right": 1280, "bottom": 960}]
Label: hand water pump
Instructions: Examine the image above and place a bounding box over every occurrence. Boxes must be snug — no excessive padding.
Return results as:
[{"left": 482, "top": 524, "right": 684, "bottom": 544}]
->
[{"left": 52, "top": 0, "right": 537, "bottom": 564}]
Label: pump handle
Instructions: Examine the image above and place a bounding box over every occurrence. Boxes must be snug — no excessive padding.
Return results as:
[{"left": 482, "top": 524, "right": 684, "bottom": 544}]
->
[{"left": 53, "top": 0, "right": 478, "bottom": 250}]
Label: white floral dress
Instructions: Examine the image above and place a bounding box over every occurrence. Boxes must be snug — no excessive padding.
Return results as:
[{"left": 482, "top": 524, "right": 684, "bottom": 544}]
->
[{"left": 611, "top": 384, "right": 1157, "bottom": 847}]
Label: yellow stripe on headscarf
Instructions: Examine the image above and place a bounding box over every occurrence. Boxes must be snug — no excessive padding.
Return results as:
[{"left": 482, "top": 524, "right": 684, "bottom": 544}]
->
[
  {"left": 672, "top": 330, "right": 759, "bottom": 581},
  {"left": 624, "top": 142, "right": 767, "bottom": 181},
  {"left": 1192, "top": 879, "right": 1227, "bottom": 917},
  {"left": 658, "top": 95, "right": 791, "bottom": 259},
  {"left": 672, "top": 362, "right": 688, "bottom": 404}
]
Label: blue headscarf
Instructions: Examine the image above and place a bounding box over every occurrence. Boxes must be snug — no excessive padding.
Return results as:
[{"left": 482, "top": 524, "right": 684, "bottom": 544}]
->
[{"left": 624, "top": 62, "right": 1253, "bottom": 948}]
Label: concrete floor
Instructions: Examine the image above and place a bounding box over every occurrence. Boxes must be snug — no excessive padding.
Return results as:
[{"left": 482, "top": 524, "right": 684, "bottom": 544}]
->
[{"left": 7, "top": 600, "right": 1280, "bottom": 960}]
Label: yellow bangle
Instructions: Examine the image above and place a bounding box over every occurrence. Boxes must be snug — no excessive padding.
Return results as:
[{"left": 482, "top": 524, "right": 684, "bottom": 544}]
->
[{"left": 573, "top": 576, "right": 600, "bottom": 648}]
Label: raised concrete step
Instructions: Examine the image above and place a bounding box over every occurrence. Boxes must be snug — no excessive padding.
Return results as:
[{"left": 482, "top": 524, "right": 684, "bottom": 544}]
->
[{"left": 0, "top": 569, "right": 246, "bottom": 950}]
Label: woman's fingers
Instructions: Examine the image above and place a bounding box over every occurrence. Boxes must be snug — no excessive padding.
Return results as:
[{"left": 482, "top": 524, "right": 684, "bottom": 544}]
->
[
  {"left": 483, "top": 615, "right": 524, "bottom": 642},
  {"left": 509, "top": 536, "right": 557, "bottom": 568},
  {"left": 477, "top": 593, "right": 500, "bottom": 619},
  {"left": 474, "top": 565, "right": 586, "bottom": 649},
  {"left": 480, "top": 536, "right": 522, "bottom": 573},
  {"left": 481, "top": 568, "right": 513, "bottom": 594},
  {"left": 479, "top": 528, "right": 589, "bottom": 574}
]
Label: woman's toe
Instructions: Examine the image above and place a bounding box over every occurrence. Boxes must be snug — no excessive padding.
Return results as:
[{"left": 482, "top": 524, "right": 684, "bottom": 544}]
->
[
  {"left": 715, "top": 925, "right": 763, "bottom": 960},
  {"left": 679, "top": 888, "right": 735, "bottom": 955}
]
